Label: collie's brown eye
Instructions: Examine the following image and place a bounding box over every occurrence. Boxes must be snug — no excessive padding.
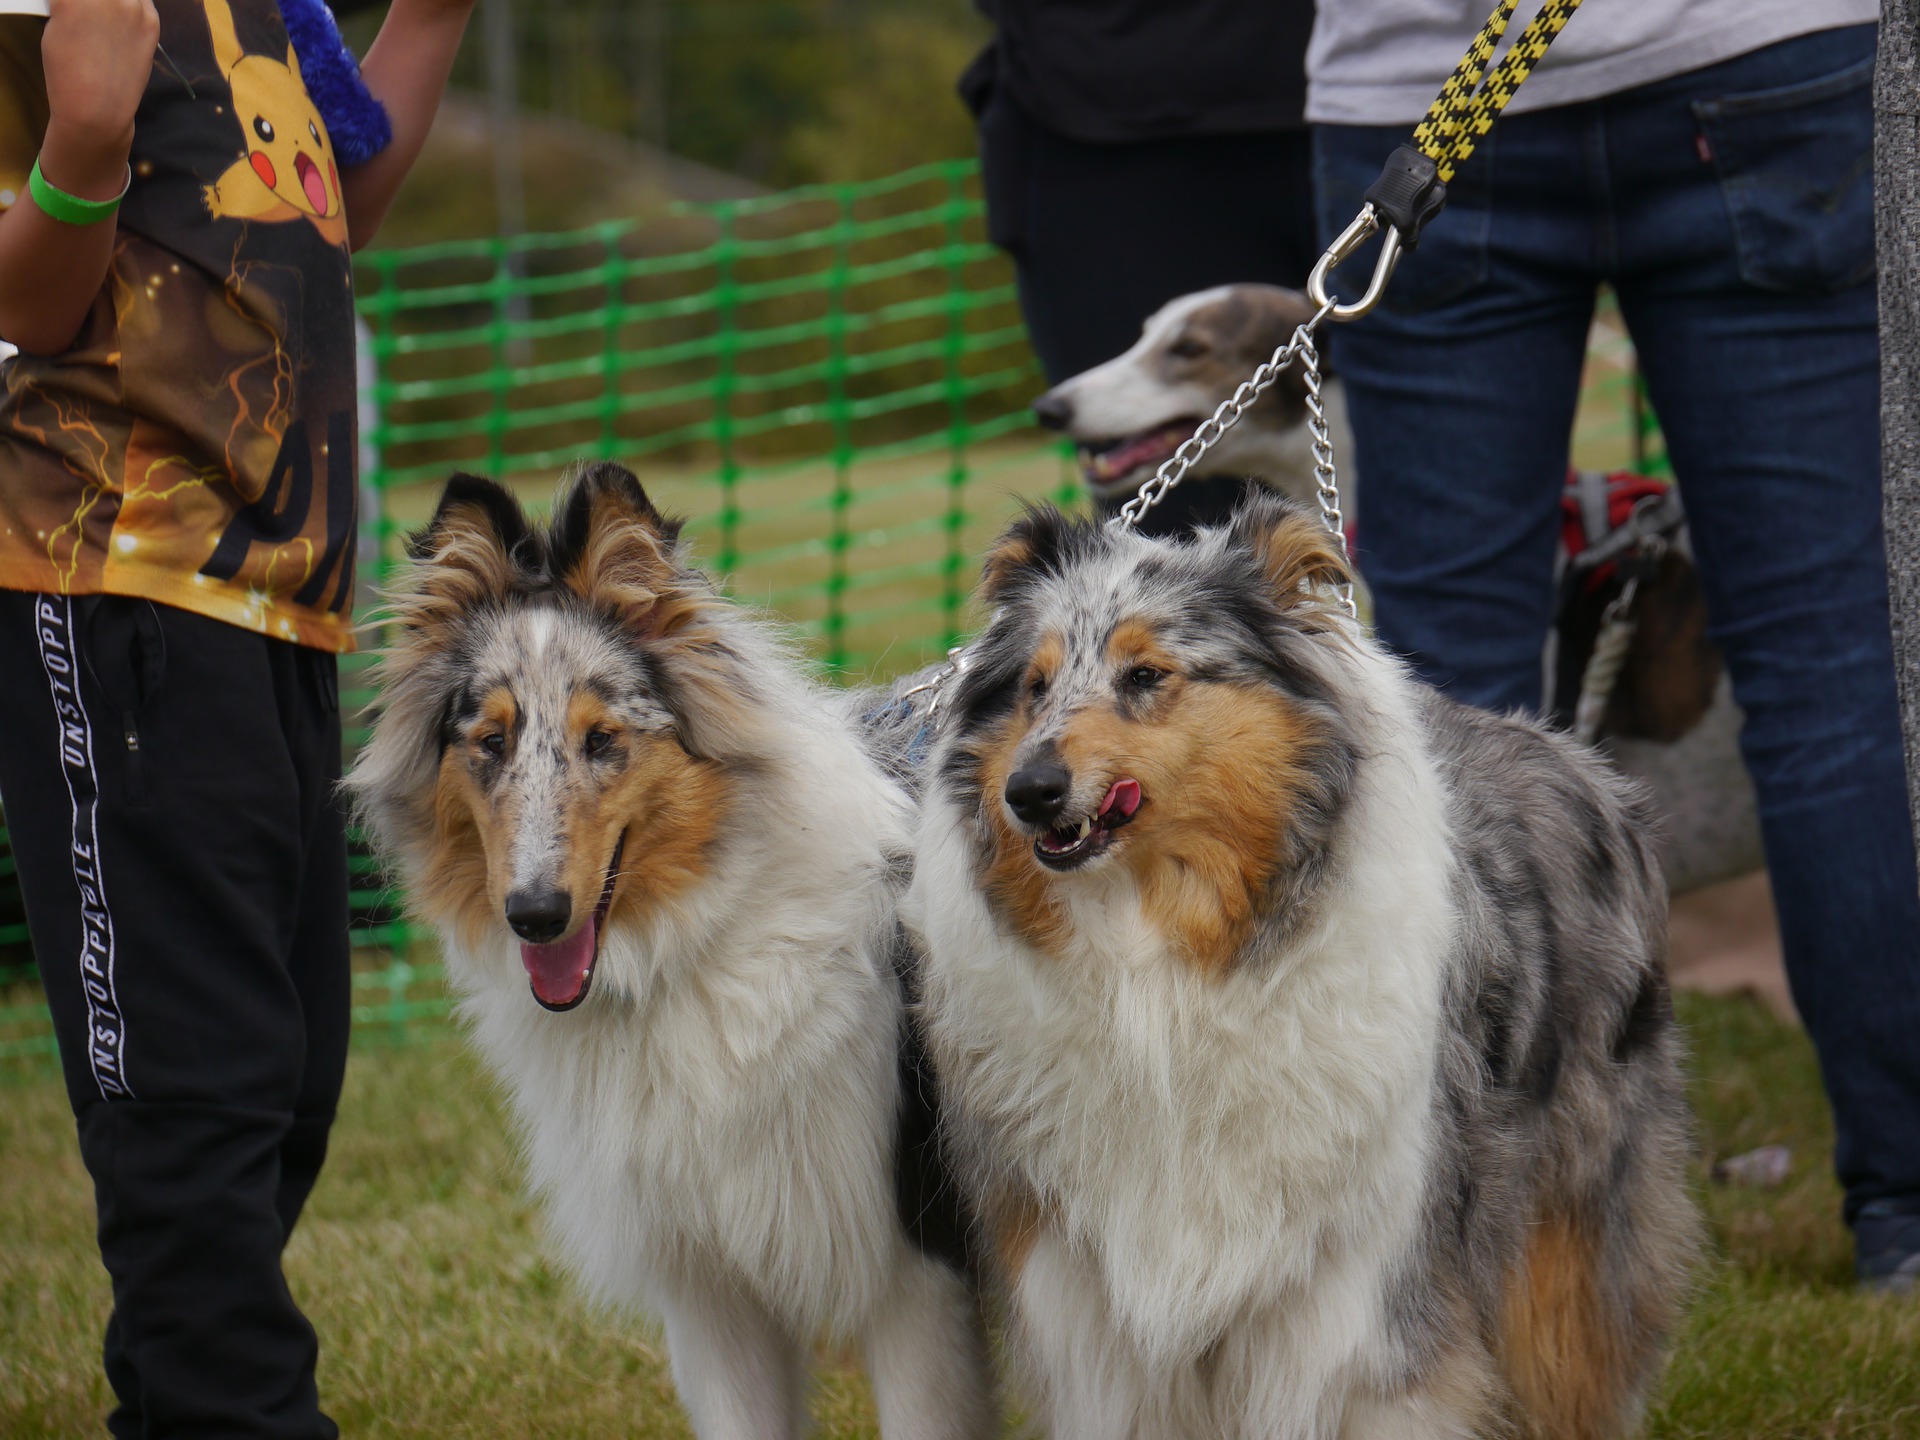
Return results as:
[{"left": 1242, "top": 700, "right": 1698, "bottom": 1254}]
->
[
  {"left": 1028, "top": 674, "right": 1048, "bottom": 701},
  {"left": 1168, "top": 336, "right": 1207, "bottom": 360},
  {"left": 480, "top": 732, "right": 506, "bottom": 756},
  {"left": 1126, "top": 665, "right": 1165, "bottom": 690},
  {"left": 584, "top": 729, "right": 615, "bottom": 756}
]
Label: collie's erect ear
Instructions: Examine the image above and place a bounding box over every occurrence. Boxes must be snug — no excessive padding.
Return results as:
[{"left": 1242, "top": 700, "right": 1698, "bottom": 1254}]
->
[
  {"left": 351, "top": 474, "right": 535, "bottom": 849},
  {"left": 550, "top": 462, "right": 699, "bottom": 638},
  {"left": 1227, "top": 492, "right": 1352, "bottom": 602},
  {"left": 399, "top": 473, "right": 536, "bottom": 620},
  {"left": 549, "top": 463, "right": 771, "bottom": 761},
  {"left": 980, "top": 503, "right": 1069, "bottom": 605}
]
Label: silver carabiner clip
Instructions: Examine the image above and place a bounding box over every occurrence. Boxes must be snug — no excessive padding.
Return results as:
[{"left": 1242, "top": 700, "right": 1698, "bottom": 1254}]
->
[{"left": 1306, "top": 204, "right": 1406, "bottom": 324}]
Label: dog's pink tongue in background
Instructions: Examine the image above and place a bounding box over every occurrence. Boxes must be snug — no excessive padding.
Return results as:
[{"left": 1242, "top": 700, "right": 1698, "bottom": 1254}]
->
[
  {"left": 1103, "top": 778, "right": 1142, "bottom": 819},
  {"left": 521, "top": 924, "right": 595, "bottom": 1008}
]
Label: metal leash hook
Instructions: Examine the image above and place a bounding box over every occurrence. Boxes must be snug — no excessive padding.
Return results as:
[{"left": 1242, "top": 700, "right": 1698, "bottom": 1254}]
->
[
  {"left": 1308, "top": 147, "right": 1448, "bottom": 324},
  {"left": 1307, "top": 205, "right": 1405, "bottom": 325}
]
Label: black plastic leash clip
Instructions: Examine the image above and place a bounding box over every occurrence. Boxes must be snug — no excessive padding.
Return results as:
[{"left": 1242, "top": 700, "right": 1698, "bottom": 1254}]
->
[{"left": 1362, "top": 146, "right": 1448, "bottom": 252}]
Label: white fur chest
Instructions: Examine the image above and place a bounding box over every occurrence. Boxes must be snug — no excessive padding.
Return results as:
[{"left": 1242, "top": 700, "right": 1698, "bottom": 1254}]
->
[
  {"left": 449, "top": 853, "right": 907, "bottom": 1339},
  {"left": 911, "top": 724, "right": 1457, "bottom": 1361}
]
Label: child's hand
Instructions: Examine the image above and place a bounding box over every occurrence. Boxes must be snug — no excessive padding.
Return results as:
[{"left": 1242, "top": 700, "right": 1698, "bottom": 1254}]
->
[{"left": 40, "top": 0, "right": 160, "bottom": 191}]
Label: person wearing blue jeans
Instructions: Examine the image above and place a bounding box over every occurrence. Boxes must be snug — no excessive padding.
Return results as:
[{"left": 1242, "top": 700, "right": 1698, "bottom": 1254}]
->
[{"left": 1309, "top": 11, "right": 1920, "bottom": 1289}]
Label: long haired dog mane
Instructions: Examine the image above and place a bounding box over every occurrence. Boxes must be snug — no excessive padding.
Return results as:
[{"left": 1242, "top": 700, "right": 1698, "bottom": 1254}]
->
[
  {"left": 348, "top": 464, "right": 994, "bottom": 1440},
  {"left": 909, "top": 495, "right": 1698, "bottom": 1439}
]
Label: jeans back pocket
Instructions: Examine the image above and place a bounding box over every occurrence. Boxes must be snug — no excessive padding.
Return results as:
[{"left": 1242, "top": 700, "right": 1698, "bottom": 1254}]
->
[{"left": 1694, "top": 51, "right": 1876, "bottom": 295}]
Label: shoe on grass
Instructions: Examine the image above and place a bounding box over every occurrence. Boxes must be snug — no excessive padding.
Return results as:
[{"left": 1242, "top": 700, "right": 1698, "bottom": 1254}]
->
[{"left": 1855, "top": 1199, "right": 1920, "bottom": 1294}]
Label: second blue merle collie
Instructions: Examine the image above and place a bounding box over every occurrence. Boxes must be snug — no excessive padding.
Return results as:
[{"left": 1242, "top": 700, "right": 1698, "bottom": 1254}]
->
[{"left": 904, "top": 495, "right": 1698, "bottom": 1439}]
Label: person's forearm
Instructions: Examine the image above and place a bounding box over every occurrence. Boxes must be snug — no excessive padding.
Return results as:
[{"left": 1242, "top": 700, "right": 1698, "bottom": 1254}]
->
[
  {"left": 339, "top": 0, "right": 475, "bottom": 250},
  {"left": 0, "top": 118, "right": 130, "bottom": 355}
]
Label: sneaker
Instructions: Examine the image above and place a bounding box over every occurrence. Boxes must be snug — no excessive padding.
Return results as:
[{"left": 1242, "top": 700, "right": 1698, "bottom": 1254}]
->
[{"left": 1855, "top": 1199, "right": 1920, "bottom": 1294}]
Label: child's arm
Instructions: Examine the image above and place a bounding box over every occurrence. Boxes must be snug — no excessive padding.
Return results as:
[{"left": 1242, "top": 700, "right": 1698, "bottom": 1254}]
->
[
  {"left": 0, "top": 0, "right": 157, "bottom": 355},
  {"left": 339, "top": 0, "right": 477, "bottom": 251}
]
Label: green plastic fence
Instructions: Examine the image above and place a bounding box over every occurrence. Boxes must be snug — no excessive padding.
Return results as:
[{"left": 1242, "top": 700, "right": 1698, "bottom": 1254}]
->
[{"left": 0, "top": 158, "right": 1661, "bottom": 1079}]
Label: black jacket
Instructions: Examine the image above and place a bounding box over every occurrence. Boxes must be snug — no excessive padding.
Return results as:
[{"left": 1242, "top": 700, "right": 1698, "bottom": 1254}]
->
[{"left": 962, "top": 0, "right": 1315, "bottom": 141}]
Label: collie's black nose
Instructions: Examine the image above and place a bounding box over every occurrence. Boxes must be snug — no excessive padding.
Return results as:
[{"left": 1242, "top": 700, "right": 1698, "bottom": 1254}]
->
[
  {"left": 506, "top": 889, "right": 572, "bottom": 944},
  {"left": 1005, "top": 763, "right": 1072, "bottom": 825},
  {"left": 1031, "top": 391, "right": 1073, "bottom": 431}
]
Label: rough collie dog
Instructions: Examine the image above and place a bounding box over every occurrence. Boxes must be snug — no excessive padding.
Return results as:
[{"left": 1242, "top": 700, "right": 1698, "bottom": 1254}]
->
[
  {"left": 907, "top": 496, "right": 1698, "bottom": 1439},
  {"left": 348, "top": 464, "right": 995, "bottom": 1440}
]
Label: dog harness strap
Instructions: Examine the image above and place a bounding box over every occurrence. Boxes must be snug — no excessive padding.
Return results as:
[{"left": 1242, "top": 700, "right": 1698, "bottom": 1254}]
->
[{"left": 1576, "top": 468, "right": 1614, "bottom": 553}]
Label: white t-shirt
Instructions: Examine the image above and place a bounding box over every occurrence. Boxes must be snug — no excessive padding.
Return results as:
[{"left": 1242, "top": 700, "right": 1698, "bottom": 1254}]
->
[{"left": 1307, "top": 0, "right": 1879, "bottom": 126}]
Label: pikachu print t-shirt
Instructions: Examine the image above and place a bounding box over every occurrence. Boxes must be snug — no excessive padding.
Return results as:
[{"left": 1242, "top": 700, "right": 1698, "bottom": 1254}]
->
[{"left": 0, "top": 0, "right": 358, "bottom": 652}]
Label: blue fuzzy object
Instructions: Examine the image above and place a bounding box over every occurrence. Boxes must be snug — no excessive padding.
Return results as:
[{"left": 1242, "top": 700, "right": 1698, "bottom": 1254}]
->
[{"left": 279, "top": 0, "right": 392, "bottom": 166}]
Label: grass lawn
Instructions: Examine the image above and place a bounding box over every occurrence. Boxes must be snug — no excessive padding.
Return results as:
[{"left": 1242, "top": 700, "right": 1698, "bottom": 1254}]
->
[{"left": 3, "top": 993, "right": 1917, "bottom": 1437}]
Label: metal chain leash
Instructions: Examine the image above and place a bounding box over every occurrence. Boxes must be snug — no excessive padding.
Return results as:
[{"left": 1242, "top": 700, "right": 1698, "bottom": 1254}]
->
[
  {"left": 1109, "top": 300, "right": 1357, "bottom": 620},
  {"left": 1112, "top": 296, "right": 1335, "bottom": 532},
  {"left": 1296, "top": 325, "right": 1358, "bottom": 618}
]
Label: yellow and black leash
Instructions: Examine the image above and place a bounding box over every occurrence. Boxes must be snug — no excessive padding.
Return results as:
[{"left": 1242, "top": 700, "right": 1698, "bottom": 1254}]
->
[
  {"left": 1307, "top": 0, "right": 1588, "bottom": 321},
  {"left": 1412, "top": 0, "right": 1587, "bottom": 184}
]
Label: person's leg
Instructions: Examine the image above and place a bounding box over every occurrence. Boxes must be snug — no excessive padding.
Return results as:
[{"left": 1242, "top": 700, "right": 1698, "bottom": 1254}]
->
[
  {"left": 274, "top": 645, "right": 349, "bottom": 1238},
  {"left": 0, "top": 591, "right": 340, "bottom": 1437},
  {"left": 1311, "top": 116, "right": 1598, "bottom": 711},
  {"left": 977, "top": 94, "right": 1318, "bottom": 533},
  {"left": 1607, "top": 25, "right": 1920, "bottom": 1263}
]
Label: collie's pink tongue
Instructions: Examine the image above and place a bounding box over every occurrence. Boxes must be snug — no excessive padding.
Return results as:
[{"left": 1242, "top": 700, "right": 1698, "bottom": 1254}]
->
[
  {"left": 521, "top": 923, "right": 595, "bottom": 1008},
  {"left": 1101, "top": 778, "right": 1142, "bottom": 819}
]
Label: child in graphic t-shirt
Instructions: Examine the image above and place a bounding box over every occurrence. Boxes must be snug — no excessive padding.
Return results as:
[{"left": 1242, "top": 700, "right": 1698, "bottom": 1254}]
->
[{"left": 0, "top": 1, "right": 473, "bottom": 1432}]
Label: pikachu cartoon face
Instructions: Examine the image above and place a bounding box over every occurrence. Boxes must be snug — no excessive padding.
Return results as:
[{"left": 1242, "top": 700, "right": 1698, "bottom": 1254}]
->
[{"left": 200, "top": 0, "right": 347, "bottom": 244}]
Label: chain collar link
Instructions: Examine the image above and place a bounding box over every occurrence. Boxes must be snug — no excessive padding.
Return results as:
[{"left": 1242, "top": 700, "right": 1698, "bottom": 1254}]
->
[{"left": 1111, "top": 298, "right": 1334, "bottom": 531}]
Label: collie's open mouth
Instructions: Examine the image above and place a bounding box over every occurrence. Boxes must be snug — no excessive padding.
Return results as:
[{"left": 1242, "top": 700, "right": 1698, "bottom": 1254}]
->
[
  {"left": 1078, "top": 421, "right": 1200, "bottom": 492},
  {"left": 520, "top": 834, "right": 625, "bottom": 1011},
  {"left": 1034, "top": 779, "right": 1143, "bottom": 871}
]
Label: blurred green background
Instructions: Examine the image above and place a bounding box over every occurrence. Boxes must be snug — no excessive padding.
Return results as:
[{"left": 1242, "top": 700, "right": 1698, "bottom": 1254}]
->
[{"left": 342, "top": 0, "right": 992, "bottom": 245}]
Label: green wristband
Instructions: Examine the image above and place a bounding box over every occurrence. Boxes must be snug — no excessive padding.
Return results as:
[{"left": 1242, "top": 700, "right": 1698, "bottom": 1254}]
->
[{"left": 28, "top": 156, "right": 130, "bottom": 225}]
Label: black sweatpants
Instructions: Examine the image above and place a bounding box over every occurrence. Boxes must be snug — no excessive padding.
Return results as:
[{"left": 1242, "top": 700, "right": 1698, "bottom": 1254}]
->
[
  {"left": 0, "top": 590, "right": 348, "bottom": 1440},
  {"left": 975, "top": 92, "right": 1319, "bottom": 535}
]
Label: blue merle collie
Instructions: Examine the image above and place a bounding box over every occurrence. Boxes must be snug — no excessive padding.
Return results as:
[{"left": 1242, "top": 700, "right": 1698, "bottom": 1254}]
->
[
  {"left": 348, "top": 464, "right": 995, "bottom": 1440},
  {"left": 900, "top": 495, "right": 1698, "bottom": 1439}
]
